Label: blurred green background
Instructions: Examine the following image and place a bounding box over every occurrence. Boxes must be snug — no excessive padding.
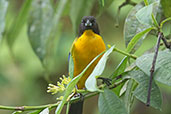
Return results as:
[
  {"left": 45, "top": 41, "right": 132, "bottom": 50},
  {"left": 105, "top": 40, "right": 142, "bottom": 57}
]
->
[{"left": 0, "top": 0, "right": 170, "bottom": 114}]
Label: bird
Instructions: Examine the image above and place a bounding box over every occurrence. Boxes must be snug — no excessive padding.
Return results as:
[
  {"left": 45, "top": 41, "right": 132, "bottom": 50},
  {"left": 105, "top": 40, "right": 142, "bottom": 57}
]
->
[{"left": 69, "top": 16, "right": 106, "bottom": 114}]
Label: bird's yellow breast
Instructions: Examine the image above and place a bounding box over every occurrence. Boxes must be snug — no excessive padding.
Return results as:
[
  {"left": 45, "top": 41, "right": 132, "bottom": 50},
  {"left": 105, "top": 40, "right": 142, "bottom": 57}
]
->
[{"left": 71, "top": 30, "right": 106, "bottom": 89}]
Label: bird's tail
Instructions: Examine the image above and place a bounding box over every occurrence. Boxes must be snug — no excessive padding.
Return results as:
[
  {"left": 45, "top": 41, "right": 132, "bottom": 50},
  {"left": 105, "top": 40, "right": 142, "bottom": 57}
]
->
[{"left": 69, "top": 100, "right": 84, "bottom": 114}]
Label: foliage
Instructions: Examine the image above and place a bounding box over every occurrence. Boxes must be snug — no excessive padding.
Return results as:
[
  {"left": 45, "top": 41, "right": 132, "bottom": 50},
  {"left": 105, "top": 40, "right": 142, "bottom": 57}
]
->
[{"left": 0, "top": 0, "right": 171, "bottom": 114}]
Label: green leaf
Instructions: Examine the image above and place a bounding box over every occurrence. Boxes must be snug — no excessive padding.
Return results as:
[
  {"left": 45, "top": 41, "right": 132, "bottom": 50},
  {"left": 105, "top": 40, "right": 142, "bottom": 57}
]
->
[
  {"left": 69, "top": 53, "right": 74, "bottom": 79},
  {"left": 124, "top": 2, "right": 150, "bottom": 53},
  {"left": 161, "top": 0, "right": 171, "bottom": 17},
  {"left": 39, "top": 108, "right": 49, "bottom": 114},
  {"left": 127, "top": 70, "right": 162, "bottom": 110},
  {"left": 0, "top": 0, "right": 8, "bottom": 43},
  {"left": 136, "top": 49, "right": 171, "bottom": 86},
  {"left": 7, "top": 0, "right": 32, "bottom": 47},
  {"left": 126, "top": 27, "right": 155, "bottom": 53},
  {"left": 28, "top": 0, "right": 54, "bottom": 61},
  {"left": 111, "top": 56, "right": 128, "bottom": 79},
  {"left": 70, "top": 0, "right": 95, "bottom": 33},
  {"left": 98, "top": 89, "right": 128, "bottom": 114},
  {"left": 55, "top": 52, "right": 104, "bottom": 114},
  {"left": 85, "top": 46, "right": 115, "bottom": 92},
  {"left": 135, "top": 2, "right": 159, "bottom": 26}
]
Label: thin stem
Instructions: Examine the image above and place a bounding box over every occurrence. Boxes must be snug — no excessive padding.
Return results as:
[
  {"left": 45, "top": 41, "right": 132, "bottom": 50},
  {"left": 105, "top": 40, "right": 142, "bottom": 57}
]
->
[
  {"left": 0, "top": 91, "right": 98, "bottom": 111},
  {"left": 0, "top": 102, "right": 60, "bottom": 111},
  {"left": 114, "top": 48, "right": 137, "bottom": 59},
  {"left": 146, "top": 32, "right": 162, "bottom": 106}
]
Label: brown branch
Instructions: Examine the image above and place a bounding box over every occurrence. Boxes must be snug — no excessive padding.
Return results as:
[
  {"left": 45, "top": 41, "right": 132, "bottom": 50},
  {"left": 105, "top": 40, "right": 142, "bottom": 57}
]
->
[{"left": 146, "top": 32, "right": 162, "bottom": 106}]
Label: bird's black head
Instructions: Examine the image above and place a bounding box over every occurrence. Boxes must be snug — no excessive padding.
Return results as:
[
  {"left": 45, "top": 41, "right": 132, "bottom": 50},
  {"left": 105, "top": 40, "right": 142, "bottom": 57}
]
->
[{"left": 78, "top": 16, "right": 100, "bottom": 37}]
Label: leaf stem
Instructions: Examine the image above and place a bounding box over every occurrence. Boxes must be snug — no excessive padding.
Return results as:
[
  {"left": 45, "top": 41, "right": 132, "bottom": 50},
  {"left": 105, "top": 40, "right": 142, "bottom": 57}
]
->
[
  {"left": 113, "top": 48, "right": 137, "bottom": 59},
  {"left": 151, "top": 14, "right": 159, "bottom": 28},
  {"left": 160, "top": 17, "right": 171, "bottom": 31}
]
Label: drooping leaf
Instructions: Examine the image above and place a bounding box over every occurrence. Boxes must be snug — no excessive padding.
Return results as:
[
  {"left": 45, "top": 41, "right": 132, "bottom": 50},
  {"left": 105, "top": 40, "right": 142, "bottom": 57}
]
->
[
  {"left": 12, "top": 111, "right": 22, "bottom": 114},
  {"left": 111, "top": 56, "right": 128, "bottom": 79},
  {"left": 39, "top": 108, "right": 49, "bottom": 114},
  {"left": 136, "top": 49, "right": 171, "bottom": 86},
  {"left": 7, "top": 0, "right": 32, "bottom": 47},
  {"left": 27, "top": 110, "right": 42, "bottom": 114},
  {"left": 124, "top": 79, "right": 134, "bottom": 113},
  {"left": 69, "top": 53, "right": 74, "bottom": 79},
  {"left": 85, "top": 46, "right": 115, "bottom": 92},
  {"left": 135, "top": 2, "right": 159, "bottom": 26},
  {"left": 127, "top": 70, "right": 162, "bottom": 110},
  {"left": 28, "top": 0, "right": 54, "bottom": 61},
  {"left": 126, "top": 27, "right": 155, "bottom": 53},
  {"left": 55, "top": 52, "right": 104, "bottom": 114},
  {"left": 70, "top": 0, "right": 95, "bottom": 34},
  {"left": 161, "top": 0, "right": 171, "bottom": 17},
  {"left": 119, "top": 80, "right": 129, "bottom": 96},
  {"left": 0, "top": 0, "right": 8, "bottom": 43},
  {"left": 98, "top": 89, "right": 128, "bottom": 114},
  {"left": 124, "top": 2, "right": 150, "bottom": 53}
]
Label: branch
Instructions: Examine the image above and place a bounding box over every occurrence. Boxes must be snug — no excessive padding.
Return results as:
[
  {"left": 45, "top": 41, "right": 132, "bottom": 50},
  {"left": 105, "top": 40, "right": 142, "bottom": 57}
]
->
[
  {"left": 0, "top": 92, "right": 98, "bottom": 111},
  {"left": 146, "top": 32, "right": 162, "bottom": 106}
]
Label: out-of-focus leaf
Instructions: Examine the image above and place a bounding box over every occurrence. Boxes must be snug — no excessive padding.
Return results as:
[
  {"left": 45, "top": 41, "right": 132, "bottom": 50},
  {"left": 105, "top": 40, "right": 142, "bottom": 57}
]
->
[
  {"left": 85, "top": 46, "right": 114, "bottom": 92},
  {"left": 70, "top": 0, "right": 95, "bottom": 34},
  {"left": 126, "top": 27, "right": 155, "bottom": 53},
  {"left": 136, "top": 2, "right": 159, "bottom": 26},
  {"left": 111, "top": 56, "right": 128, "bottom": 79},
  {"left": 124, "top": 2, "right": 150, "bottom": 53},
  {"left": 55, "top": 52, "right": 104, "bottom": 114},
  {"left": 28, "top": 0, "right": 53, "bottom": 61},
  {"left": 7, "top": 0, "right": 32, "bottom": 47},
  {"left": 161, "top": 0, "right": 171, "bottom": 17},
  {"left": 0, "top": 0, "right": 8, "bottom": 43},
  {"left": 136, "top": 49, "right": 171, "bottom": 86},
  {"left": 127, "top": 70, "right": 162, "bottom": 110},
  {"left": 98, "top": 89, "right": 128, "bottom": 114},
  {"left": 0, "top": 73, "right": 8, "bottom": 85},
  {"left": 39, "top": 108, "right": 49, "bottom": 114},
  {"left": 28, "top": 0, "right": 68, "bottom": 62}
]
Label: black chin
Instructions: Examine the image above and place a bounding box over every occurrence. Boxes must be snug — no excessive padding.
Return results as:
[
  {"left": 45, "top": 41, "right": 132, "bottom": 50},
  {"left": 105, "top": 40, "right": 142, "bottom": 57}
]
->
[{"left": 78, "top": 25, "right": 100, "bottom": 37}]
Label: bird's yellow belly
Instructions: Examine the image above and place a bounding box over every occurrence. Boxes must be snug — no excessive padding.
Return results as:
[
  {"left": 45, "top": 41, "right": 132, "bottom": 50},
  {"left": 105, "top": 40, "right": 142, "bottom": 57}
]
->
[{"left": 72, "top": 30, "right": 106, "bottom": 89}]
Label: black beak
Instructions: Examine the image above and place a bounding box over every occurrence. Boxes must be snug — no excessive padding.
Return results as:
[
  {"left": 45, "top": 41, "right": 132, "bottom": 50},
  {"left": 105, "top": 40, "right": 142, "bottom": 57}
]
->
[{"left": 85, "top": 20, "right": 92, "bottom": 27}]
